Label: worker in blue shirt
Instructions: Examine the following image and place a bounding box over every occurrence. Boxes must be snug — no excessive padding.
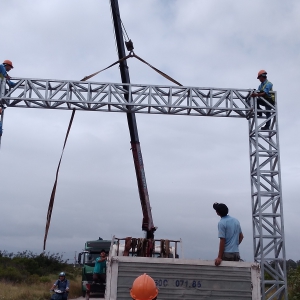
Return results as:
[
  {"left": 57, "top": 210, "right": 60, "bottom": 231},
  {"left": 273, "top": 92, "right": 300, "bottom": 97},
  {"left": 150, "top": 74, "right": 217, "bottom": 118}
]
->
[
  {"left": 0, "top": 60, "right": 16, "bottom": 87},
  {"left": 251, "top": 70, "right": 274, "bottom": 130},
  {"left": 93, "top": 249, "right": 107, "bottom": 283},
  {"left": 213, "top": 202, "right": 244, "bottom": 266}
]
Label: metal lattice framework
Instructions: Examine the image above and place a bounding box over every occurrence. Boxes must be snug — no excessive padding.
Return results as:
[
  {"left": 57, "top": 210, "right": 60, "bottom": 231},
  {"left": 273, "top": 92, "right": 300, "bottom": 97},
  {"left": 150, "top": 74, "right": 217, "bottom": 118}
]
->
[
  {"left": 1, "top": 78, "right": 253, "bottom": 116},
  {"left": 248, "top": 96, "right": 287, "bottom": 299},
  {"left": 0, "top": 78, "right": 287, "bottom": 299}
]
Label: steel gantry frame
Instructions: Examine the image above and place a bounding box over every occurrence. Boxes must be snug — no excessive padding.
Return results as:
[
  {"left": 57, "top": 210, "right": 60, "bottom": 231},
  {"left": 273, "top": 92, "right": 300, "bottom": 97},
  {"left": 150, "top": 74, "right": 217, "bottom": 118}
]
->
[{"left": 0, "top": 77, "right": 287, "bottom": 299}]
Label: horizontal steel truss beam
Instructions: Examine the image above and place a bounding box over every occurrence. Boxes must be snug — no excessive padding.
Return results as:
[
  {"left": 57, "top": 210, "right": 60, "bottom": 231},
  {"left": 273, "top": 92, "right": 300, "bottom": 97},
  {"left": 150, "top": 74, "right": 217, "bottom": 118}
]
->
[
  {"left": 1, "top": 78, "right": 253, "bottom": 117},
  {"left": 248, "top": 96, "right": 287, "bottom": 300}
]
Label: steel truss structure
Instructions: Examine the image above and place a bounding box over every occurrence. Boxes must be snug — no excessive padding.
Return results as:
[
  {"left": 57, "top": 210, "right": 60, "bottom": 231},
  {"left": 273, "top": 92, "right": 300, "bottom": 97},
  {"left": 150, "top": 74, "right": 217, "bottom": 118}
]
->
[{"left": 0, "top": 78, "right": 287, "bottom": 299}]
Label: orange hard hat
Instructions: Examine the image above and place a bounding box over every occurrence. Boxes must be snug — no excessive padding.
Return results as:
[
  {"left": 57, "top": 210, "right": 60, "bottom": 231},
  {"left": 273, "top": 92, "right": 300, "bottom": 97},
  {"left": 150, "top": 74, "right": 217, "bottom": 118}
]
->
[
  {"left": 3, "top": 60, "right": 13, "bottom": 68},
  {"left": 130, "top": 273, "right": 158, "bottom": 300},
  {"left": 257, "top": 69, "right": 267, "bottom": 79}
]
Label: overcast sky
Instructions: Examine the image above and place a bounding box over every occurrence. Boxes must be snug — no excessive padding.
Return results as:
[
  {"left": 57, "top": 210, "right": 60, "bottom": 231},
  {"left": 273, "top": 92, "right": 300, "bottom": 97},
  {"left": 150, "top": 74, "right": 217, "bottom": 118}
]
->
[{"left": 1, "top": 0, "right": 300, "bottom": 263}]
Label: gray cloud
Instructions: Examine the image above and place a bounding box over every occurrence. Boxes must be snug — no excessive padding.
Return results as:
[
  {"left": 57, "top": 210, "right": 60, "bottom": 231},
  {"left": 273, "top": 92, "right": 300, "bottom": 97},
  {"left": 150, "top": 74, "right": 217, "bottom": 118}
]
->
[{"left": 1, "top": 0, "right": 299, "bottom": 263}]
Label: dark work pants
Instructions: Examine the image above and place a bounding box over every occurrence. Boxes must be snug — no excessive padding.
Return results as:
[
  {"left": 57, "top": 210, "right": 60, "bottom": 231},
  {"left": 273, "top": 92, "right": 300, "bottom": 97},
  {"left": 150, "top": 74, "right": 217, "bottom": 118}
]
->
[
  {"left": 222, "top": 252, "right": 240, "bottom": 261},
  {"left": 93, "top": 273, "right": 106, "bottom": 283},
  {"left": 257, "top": 98, "right": 274, "bottom": 128}
]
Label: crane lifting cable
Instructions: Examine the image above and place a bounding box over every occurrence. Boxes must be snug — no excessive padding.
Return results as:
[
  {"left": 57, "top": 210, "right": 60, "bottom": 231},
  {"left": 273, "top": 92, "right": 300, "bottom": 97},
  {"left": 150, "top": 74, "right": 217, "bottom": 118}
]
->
[
  {"left": 44, "top": 3, "right": 182, "bottom": 248},
  {"left": 109, "top": 0, "right": 131, "bottom": 44},
  {"left": 43, "top": 108, "right": 76, "bottom": 250},
  {"left": 81, "top": 51, "right": 183, "bottom": 86}
]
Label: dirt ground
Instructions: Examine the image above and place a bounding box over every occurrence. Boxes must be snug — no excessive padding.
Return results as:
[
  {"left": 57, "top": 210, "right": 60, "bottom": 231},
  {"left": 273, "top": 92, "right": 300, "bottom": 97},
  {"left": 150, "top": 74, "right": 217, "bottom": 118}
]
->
[
  {"left": 70, "top": 293, "right": 104, "bottom": 299},
  {"left": 71, "top": 297, "right": 104, "bottom": 299}
]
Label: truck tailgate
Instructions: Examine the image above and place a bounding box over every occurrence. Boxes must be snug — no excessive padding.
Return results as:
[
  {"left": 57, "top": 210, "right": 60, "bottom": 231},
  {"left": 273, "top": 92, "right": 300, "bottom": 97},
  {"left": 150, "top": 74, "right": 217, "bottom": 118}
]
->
[{"left": 106, "top": 257, "right": 260, "bottom": 300}]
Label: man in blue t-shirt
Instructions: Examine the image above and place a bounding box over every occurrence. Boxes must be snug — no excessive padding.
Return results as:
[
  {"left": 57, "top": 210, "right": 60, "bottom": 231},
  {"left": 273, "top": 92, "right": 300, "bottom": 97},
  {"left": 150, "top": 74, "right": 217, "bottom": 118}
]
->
[
  {"left": 213, "top": 202, "right": 244, "bottom": 266},
  {"left": 251, "top": 70, "right": 274, "bottom": 130},
  {"left": 93, "top": 249, "right": 107, "bottom": 283}
]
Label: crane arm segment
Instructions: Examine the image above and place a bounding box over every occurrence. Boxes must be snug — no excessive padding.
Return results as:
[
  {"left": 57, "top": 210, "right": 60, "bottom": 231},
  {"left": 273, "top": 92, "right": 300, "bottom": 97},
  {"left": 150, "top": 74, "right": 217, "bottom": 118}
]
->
[{"left": 110, "top": 0, "right": 156, "bottom": 238}]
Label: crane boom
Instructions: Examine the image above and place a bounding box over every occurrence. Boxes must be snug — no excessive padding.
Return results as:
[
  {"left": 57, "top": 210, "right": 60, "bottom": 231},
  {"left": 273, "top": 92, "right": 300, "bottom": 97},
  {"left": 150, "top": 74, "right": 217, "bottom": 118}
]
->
[{"left": 110, "top": 0, "right": 155, "bottom": 239}]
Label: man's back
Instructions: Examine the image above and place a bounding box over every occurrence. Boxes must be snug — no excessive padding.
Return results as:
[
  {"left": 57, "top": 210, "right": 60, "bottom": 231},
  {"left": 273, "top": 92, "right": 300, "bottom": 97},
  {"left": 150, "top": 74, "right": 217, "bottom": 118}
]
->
[{"left": 218, "top": 215, "right": 242, "bottom": 253}]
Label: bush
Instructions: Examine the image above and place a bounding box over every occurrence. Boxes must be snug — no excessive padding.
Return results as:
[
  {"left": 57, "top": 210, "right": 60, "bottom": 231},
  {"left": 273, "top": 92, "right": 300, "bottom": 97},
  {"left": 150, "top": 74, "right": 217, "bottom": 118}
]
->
[
  {"left": 288, "top": 266, "right": 300, "bottom": 299},
  {"left": 0, "top": 250, "right": 75, "bottom": 283},
  {"left": 26, "top": 274, "right": 41, "bottom": 284},
  {"left": 39, "top": 276, "right": 52, "bottom": 283},
  {"left": 0, "top": 266, "right": 25, "bottom": 282}
]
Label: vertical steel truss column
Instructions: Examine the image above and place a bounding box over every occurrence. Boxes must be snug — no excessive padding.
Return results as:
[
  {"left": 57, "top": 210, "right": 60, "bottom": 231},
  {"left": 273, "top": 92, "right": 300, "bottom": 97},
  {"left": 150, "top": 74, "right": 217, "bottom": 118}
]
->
[
  {"left": 0, "top": 79, "right": 6, "bottom": 148},
  {"left": 248, "top": 94, "right": 287, "bottom": 300}
]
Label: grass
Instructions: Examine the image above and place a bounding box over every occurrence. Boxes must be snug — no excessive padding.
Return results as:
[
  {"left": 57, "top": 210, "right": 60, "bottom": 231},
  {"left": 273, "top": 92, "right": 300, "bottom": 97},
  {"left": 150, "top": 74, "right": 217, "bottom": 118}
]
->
[{"left": 0, "top": 275, "right": 82, "bottom": 300}]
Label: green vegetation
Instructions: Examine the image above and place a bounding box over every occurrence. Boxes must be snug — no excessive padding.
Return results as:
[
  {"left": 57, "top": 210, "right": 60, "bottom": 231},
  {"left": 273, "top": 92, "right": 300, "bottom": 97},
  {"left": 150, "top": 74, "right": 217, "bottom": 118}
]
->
[
  {"left": 288, "top": 261, "right": 300, "bottom": 300},
  {"left": 0, "top": 250, "right": 82, "bottom": 300},
  {"left": 1, "top": 250, "right": 300, "bottom": 299},
  {"left": 264, "top": 259, "right": 300, "bottom": 299}
]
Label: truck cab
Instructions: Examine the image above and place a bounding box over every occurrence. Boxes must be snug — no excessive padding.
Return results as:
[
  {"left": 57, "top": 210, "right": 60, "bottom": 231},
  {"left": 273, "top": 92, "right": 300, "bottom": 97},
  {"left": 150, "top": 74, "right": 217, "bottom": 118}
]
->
[{"left": 78, "top": 238, "right": 111, "bottom": 297}]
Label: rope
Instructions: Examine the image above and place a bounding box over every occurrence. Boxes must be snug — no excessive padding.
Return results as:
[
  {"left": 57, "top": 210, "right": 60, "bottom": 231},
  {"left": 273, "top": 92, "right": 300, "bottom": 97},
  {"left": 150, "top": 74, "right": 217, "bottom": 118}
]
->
[
  {"left": 43, "top": 109, "right": 76, "bottom": 250},
  {"left": 109, "top": 0, "right": 130, "bottom": 42},
  {"left": 44, "top": 51, "right": 182, "bottom": 249},
  {"left": 120, "top": 19, "right": 130, "bottom": 41},
  {"left": 80, "top": 53, "right": 132, "bottom": 82},
  {"left": 132, "top": 52, "right": 183, "bottom": 86},
  {"left": 80, "top": 51, "right": 183, "bottom": 86}
]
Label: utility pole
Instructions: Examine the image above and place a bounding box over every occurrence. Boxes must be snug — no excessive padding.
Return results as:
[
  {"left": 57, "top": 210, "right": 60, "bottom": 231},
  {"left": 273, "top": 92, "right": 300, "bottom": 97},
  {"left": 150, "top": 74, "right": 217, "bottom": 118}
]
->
[{"left": 110, "top": 0, "right": 155, "bottom": 239}]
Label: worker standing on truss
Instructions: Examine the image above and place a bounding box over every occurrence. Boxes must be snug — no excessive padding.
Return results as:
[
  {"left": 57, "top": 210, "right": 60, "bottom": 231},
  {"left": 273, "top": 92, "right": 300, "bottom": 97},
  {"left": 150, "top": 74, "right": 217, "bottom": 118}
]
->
[
  {"left": 251, "top": 70, "right": 274, "bottom": 130},
  {"left": 0, "top": 60, "right": 16, "bottom": 88},
  {"left": 213, "top": 203, "right": 244, "bottom": 266},
  {"left": 0, "top": 60, "right": 16, "bottom": 138}
]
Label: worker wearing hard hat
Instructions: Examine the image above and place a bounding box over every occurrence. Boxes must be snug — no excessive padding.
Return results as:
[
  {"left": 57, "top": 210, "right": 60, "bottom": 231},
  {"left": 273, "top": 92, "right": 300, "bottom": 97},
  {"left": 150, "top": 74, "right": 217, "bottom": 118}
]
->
[
  {"left": 251, "top": 70, "right": 274, "bottom": 130},
  {"left": 130, "top": 273, "right": 158, "bottom": 300},
  {"left": 0, "top": 60, "right": 16, "bottom": 87}
]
